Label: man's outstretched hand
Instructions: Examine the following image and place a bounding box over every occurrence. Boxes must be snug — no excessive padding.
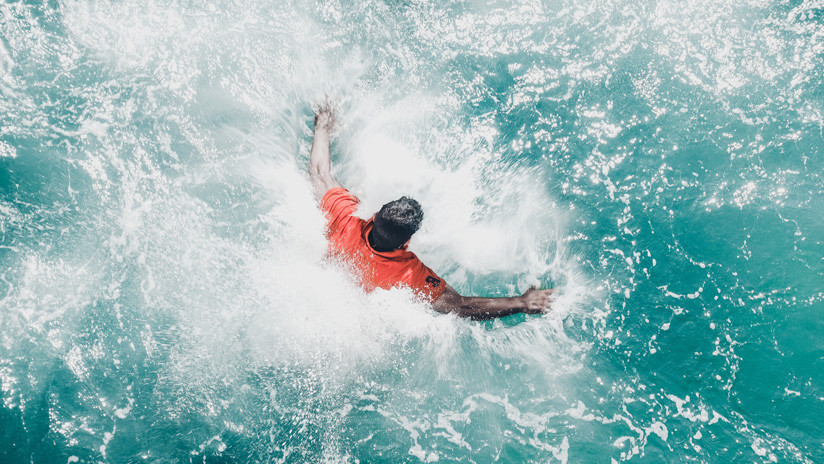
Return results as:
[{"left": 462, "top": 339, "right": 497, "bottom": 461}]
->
[
  {"left": 521, "top": 287, "right": 554, "bottom": 314},
  {"left": 314, "top": 106, "right": 335, "bottom": 133}
]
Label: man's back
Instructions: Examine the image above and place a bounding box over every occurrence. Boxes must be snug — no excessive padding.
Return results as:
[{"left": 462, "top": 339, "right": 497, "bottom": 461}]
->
[{"left": 322, "top": 187, "right": 446, "bottom": 303}]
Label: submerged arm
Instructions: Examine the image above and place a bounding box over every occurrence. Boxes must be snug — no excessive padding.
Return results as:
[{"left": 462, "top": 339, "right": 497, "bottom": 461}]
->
[
  {"left": 309, "top": 109, "right": 342, "bottom": 200},
  {"left": 432, "top": 284, "right": 553, "bottom": 320}
]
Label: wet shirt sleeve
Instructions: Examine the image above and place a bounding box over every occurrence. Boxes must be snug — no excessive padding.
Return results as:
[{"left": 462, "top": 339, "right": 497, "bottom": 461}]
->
[
  {"left": 404, "top": 261, "right": 448, "bottom": 304},
  {"left": 320, "top": 187, "right": 359, "bottom": 235}
]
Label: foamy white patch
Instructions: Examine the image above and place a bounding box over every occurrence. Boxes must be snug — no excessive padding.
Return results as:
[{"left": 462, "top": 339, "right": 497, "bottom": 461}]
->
[
  {"left": 1, "top": 255, "right": 99, "bottom": 342},
  {"left": 0, "top": 140, "right": 16, "bottom": 158},
  {"left": 246, "top": 156, "right": 327, "bottom": 252},
  {"left": 246, "top": 253, "right": 457, "bottom": 369}
]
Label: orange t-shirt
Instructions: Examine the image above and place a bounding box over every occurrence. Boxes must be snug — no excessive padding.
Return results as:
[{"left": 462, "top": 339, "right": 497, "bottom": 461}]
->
[{"left": 321, "top": 187, "right": 447, "bottom": 303}]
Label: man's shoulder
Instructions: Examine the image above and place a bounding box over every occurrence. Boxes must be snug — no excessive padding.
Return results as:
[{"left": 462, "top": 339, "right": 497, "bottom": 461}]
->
[
  {"left": 396, "top": 252, "right": 446, "bottom": 300},
  {"left": 333, "top": 213, "right": 366, "bottom": 236},
  {"left": 322, "top": 186, "right": 357, "bottom": 206},
  {"left": 322, "top": 188, "right": 361, "bottom": 233}
]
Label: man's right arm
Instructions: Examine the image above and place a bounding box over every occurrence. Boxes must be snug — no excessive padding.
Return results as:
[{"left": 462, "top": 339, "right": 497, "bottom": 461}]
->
[
  {"left": 432, "top": 284, "right": 553, "bottom": 320},
  {"left": 309, "top": 109, "right": 342, "bottom": 201}
]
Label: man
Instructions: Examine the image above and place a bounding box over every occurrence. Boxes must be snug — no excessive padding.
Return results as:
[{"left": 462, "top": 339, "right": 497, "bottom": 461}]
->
[{"left": 309, "top": 108, "right": 553, "bottom": 320}]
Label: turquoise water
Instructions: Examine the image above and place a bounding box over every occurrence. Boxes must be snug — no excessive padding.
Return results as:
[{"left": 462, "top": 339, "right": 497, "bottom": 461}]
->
[{"left": 1, "top": 0, "right": 823, "bottom": 462}]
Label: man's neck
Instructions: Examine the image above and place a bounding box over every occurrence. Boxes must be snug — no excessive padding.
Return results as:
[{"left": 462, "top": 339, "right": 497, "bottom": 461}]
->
[{"left": 367, "top": 230, "right": 394, "bottom": 253}]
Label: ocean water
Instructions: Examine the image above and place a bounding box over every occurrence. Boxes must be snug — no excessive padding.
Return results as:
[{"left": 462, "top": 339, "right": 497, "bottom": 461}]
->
[{"left": 1, "top": 0, "right": 823, "bottom": 462}]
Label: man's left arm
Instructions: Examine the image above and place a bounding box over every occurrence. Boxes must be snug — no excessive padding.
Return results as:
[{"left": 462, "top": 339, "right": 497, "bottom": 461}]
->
[
  {"left": 309, "top": 109, "right": 343, "bottom": 200},
  {"left": 432, "top": 284, "right": 553, "bottom": 320}
]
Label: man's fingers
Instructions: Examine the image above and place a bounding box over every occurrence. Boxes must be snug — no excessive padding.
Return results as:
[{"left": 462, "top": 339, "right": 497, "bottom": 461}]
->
[
  {"left": 540, "top": 292, "right": 553, "bottom": 311},
  {"left": 523, "top": 287, "right": 555, "bottom": 314}
]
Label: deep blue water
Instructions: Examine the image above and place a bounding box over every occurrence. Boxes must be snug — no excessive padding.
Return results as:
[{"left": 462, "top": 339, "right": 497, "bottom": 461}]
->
[{"left": 1, "top": 0, "right": 823, "bottom": 462}]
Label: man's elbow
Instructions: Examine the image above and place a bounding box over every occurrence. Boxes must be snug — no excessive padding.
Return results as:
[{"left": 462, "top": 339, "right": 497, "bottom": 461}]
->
[
  {"left": 434, "top": 296, "right": 476, "bottom": 319},
  {"left": 432, "top": 292, "right": 459, "bottom": 315},
  {"left": 309, "top": 162, "right": 326, "bottom": 180}
]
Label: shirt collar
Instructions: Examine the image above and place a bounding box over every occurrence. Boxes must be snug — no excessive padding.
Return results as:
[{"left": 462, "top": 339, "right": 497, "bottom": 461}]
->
[{"left": 363, "top": 220, "right": 410, "bottom": 259}]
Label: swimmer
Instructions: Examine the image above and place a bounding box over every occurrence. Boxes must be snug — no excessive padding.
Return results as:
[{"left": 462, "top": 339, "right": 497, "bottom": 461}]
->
[{"left": 308, "top": 108, "right": 553, "bottom": 320}]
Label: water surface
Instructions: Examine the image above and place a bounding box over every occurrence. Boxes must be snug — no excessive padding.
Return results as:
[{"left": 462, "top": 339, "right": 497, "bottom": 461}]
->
[{"left": 1, "top": 0, "right": 823, "bottom": 462}]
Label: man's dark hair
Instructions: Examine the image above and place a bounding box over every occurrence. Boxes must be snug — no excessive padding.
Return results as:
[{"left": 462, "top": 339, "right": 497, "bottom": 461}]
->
[{"left": 369, "top": 196, "right": 423, "bottom": 252}]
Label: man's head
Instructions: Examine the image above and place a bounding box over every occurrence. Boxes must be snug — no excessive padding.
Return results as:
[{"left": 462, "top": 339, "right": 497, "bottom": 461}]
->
[{"left": 370, "top": 196, "right": 423, "bottom": 251}]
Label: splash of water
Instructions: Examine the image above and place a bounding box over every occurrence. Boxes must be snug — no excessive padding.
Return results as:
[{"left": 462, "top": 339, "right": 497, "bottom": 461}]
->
[{"left": 2, "top": 0, "right": 823, "bottom": 462}]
